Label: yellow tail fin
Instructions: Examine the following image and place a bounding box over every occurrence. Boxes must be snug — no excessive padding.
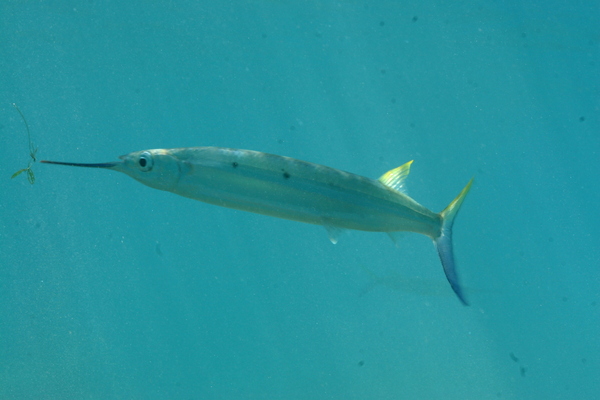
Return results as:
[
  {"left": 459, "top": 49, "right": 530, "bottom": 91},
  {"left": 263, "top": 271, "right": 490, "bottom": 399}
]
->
[{"left": 434, "top": 178, "right": 474, "bottom": 305}]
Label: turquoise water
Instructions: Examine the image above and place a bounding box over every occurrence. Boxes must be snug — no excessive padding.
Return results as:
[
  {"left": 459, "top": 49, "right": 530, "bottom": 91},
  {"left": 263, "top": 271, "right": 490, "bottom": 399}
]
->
[{"left": 1, "top": 1, "right": 598, "bottom": 399}]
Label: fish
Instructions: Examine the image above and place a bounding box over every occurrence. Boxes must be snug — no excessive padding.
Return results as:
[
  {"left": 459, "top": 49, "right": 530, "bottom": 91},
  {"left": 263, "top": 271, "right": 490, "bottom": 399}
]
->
[{"left": 42, "top": 147, "right": 473, "bottom": 305}]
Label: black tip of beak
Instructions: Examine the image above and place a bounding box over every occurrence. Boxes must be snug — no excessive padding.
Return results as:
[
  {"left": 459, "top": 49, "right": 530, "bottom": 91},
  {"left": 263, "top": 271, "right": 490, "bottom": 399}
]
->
[{"left": 40, "top": 160, "right": 119, "bottom": 169}]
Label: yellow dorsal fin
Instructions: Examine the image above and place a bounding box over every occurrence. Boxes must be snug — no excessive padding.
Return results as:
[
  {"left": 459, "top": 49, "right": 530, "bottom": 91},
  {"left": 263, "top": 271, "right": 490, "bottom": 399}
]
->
[{"left": 378, "top": 160, "right": 413, "bottom": 193}]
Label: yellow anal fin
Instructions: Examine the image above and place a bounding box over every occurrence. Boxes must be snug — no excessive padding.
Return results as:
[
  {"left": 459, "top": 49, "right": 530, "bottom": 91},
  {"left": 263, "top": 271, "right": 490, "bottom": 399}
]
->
[{"left": 378, "top": 160, "right": 413, "bottom": 193}]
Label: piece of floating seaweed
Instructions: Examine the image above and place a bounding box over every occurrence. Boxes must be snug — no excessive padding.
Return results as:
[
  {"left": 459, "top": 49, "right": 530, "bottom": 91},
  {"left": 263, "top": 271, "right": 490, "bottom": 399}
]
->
[{"left": 10, "top": 103, "right": 37, "bottom": 184}]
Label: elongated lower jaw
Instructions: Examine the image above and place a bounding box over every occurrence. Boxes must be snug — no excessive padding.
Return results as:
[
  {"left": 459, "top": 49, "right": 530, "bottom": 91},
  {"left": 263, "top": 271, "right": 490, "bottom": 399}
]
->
[{"left": 40, "top": 160, "right": 119, "bottom": 169}]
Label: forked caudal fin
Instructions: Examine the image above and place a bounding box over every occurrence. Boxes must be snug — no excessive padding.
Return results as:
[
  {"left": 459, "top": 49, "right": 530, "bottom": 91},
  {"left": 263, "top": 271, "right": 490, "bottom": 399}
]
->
[{"left": 434, "top": 178, "right": 474, "bottom": 306}]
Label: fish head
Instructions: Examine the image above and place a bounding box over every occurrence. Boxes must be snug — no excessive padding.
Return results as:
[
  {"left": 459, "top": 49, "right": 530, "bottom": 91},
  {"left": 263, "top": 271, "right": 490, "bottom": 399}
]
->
[{"left": 115, "top": 149, "right": 182, "bottom": 192}]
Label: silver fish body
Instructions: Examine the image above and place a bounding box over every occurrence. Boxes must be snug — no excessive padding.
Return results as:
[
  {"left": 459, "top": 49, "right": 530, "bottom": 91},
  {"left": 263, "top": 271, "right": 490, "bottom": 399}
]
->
[{"left": 42, "top": 147, "right": 473, "bottom": 305}]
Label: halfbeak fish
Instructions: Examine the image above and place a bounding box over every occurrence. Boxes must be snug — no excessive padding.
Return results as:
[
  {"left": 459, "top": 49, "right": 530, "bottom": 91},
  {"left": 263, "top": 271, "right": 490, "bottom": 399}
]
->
[{"left": 42, "top": 147, "right": 473, "bottom": 305}]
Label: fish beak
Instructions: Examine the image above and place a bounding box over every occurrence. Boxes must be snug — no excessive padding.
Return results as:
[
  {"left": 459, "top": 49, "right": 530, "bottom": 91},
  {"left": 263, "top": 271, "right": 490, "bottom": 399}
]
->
[{"left": 40, "top": 160, "right": 121, "bottom": 169}]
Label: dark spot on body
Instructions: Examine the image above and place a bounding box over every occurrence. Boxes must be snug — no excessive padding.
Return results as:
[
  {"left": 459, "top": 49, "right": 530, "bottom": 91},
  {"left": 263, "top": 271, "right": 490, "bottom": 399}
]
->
[
  {"left": 412, "top": 16, "right": 418, "bottom": 22},
  {"left": 509, "top": 353, "right": 519, "bottom": 362},
  {"left": 283, "top": 172, "right": 291, "bottom": 179},
  {"left": 232, "top": 162, "right": 238, "bottom": 168},
  {"left": 579, "top": 116, "right": 585, "bottom": 122},
  {"left": 358, "top": 360, "right": 364, "bottom": 366},
  {"left": 520, "top": 366, "right": 527, "bottom": 377},
  {"left": 379, "top": 21, "right": 385, "bottom": 26}
]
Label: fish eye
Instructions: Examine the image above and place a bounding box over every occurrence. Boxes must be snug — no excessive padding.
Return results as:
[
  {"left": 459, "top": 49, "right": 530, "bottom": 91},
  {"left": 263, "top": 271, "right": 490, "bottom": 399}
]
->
[{"left": 138, "top": 151, "right": 154, "bottom": 172}]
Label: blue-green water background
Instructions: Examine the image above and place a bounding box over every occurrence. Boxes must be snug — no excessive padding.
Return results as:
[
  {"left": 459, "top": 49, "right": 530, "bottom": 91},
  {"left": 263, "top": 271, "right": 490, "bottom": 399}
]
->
[{"left": 1, "top": 1, "right": 598, "bottom": 399}]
